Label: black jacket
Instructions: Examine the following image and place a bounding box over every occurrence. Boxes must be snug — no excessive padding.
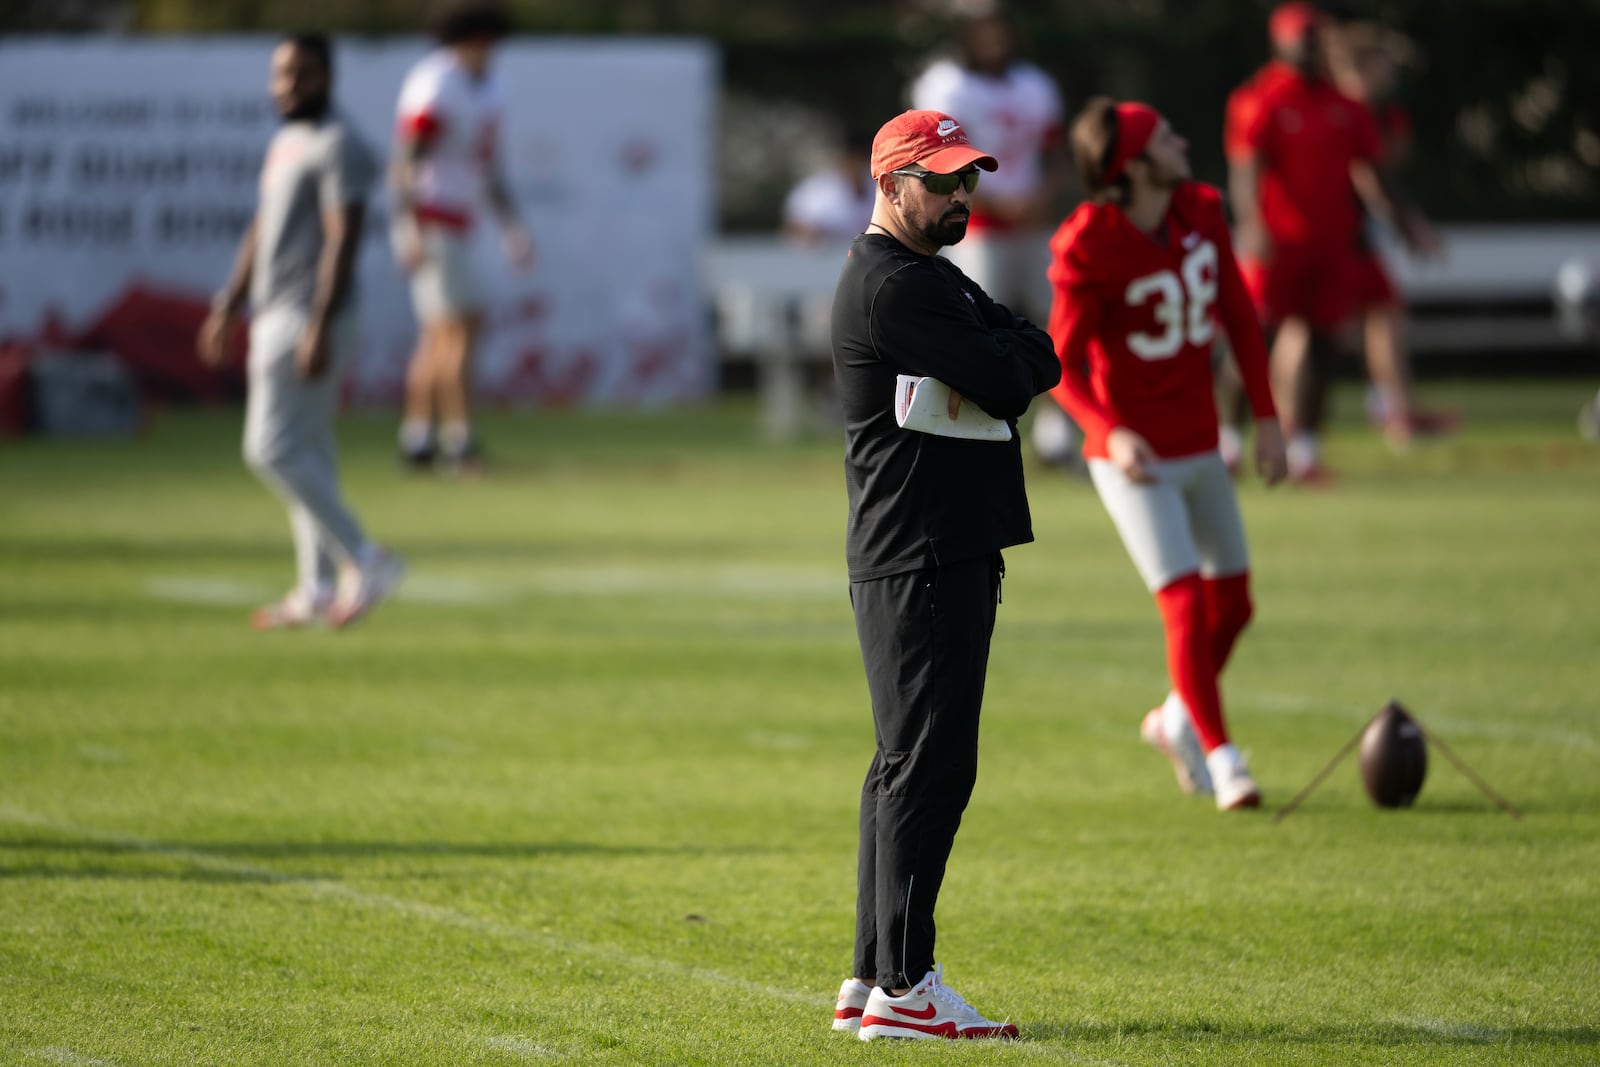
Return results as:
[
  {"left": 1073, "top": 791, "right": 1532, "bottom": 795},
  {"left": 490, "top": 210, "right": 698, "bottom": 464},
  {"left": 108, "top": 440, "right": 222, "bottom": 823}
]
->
[{"left": 831, "top": 232, "right": 1062, "bottom": 581}]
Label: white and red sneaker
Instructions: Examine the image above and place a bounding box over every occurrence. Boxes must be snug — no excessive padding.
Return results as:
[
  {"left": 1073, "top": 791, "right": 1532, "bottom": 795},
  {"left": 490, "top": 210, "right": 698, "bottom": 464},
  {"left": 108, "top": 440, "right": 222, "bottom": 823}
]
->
[
  {"left": 857, "top": 965, "right": 1018, "bottom": 1041},
  {"left": 1207, "top": 743, "right": 1262, "bottom": 811},
  {"left": 1286, "top": 433, "right": 1336, "bottom": 488},
  {"left": 250, "top": 587, "right": 332, "bottom": 631},
  {"left": 1141, "top": 695, "right": 1213, "bottom": 797},
  {"left": 832, "top": 978, "right": 872, "bottom": 1032},
  {"left": 329, "top": 548, "right": 405, "bottom": 629}
]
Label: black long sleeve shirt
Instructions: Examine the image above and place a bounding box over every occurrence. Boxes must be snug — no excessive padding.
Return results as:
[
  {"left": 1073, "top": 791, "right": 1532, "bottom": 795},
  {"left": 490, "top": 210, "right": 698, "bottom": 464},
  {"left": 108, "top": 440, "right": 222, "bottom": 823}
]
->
[{"left": 831, "top": 232, "right": 1062, "bottom": 581}]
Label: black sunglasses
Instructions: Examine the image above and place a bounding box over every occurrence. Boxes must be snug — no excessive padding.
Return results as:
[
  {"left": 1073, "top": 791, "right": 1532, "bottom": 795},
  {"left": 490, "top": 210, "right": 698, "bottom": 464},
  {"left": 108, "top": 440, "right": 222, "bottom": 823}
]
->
[{"left": 892, "top": 167, "right": 981, "bottom": 195}]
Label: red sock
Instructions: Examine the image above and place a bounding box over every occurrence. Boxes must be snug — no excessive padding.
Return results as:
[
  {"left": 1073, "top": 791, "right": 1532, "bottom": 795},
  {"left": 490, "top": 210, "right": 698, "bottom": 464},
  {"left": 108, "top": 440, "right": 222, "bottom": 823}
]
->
[
  {"left": 1203, "top": 572, "right": 1254, "bottom": 673},
  {"left": 1155, "top": 573, "right": 1227, "bottom": 753}
]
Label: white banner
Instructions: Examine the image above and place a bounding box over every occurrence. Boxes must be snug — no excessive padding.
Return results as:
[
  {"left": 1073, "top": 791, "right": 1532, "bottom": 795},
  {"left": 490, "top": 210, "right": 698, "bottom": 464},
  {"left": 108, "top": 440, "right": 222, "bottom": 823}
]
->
[{"left": 0, "top": 36, "right": 717, "bottom": 406}]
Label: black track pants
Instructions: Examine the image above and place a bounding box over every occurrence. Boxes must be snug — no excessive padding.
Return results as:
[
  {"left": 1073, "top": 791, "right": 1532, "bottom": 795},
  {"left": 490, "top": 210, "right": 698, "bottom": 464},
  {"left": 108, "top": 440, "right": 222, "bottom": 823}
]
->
[{"left": 849, "top": 552, "right": 1002, "bottom": 989}]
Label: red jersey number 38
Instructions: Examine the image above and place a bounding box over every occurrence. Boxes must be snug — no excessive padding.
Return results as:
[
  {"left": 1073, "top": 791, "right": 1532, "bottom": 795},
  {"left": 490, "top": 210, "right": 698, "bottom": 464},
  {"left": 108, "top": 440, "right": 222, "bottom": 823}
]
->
[{"left": 1124, "top": 239, "right": 1218, "bottom": 361}]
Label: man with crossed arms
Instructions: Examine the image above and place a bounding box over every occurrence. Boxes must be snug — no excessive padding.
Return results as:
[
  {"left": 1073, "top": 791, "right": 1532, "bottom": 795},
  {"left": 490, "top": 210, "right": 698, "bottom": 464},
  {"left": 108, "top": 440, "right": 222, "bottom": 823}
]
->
[{"left": 828, "top": 109, "right": 1060, "bottom": 1042}]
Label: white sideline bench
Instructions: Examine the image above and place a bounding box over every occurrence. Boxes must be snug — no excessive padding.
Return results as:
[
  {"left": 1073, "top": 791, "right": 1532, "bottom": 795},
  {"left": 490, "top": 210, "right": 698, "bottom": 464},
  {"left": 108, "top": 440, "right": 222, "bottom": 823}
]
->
[
  {"left": 708, "top": 226, "right": 1600, "bottom": 439},
  {"left": 1385, "top": 224, "right": 1600, "bottom": 353},
  {"left": 707, "top": 236, "right": 846, "bottom": 439}
]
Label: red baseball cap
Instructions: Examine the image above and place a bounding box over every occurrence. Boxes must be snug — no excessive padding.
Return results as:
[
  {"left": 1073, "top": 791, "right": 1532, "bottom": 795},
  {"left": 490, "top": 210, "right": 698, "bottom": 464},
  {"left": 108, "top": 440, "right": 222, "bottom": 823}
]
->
[
  {"left": 1269, "top": 1, "right": 1321, "bottom": 47},
  {"left": 870, "top": 110, "right": 999, "bottom": 179}
]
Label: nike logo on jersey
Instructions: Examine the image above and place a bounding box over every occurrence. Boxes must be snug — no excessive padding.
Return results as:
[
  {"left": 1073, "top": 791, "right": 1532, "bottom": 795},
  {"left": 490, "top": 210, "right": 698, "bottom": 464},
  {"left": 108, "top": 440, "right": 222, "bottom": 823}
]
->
[
  {"left": 890, "top": 1002, "right": 940, "bottom": 1020},
  {"left": 1182, "top": 232, "right": 1201, "bottom": 250}
]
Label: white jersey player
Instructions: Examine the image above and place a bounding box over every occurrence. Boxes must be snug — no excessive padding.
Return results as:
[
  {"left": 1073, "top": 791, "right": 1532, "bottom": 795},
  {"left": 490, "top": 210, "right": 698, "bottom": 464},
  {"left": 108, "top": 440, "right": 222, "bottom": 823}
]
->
[
  {"left": 909, "top": 11, "right": 1082, "bottom": 468},
  {"left": 395, "top": 50, "right": 504, "bottom": 247},
  {"left": 391, "top": 2, "right": 532, "bottom": 475},
  {"left": 909, "top": 11, "right": 1064, "bottom": 321}
]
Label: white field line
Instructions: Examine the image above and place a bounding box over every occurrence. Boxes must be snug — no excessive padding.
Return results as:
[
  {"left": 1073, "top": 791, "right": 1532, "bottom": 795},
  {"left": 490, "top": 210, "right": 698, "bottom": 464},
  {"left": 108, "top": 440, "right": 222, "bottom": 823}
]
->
[
  {"left": 73, "top": 745, "right": 128, "bottom": 764},
  {"left": 25, "top": 1048, "right": 117, "bottom": 1066},
  {"left": 480, "top": 1035, "right": 571, "bottom": 1061},
  {"left": 392, "top": 574, "right": 520, "bottom": 605},
  {"left": 1242, "top": 690, "right": 1600, "bottom": 752},
  {"left": 1011, "top": 1040, "right": 1129, "bottom": 1065},
  {"left": 142, "top": 576, "right": 273, "bottom": 605},
  {"left": 1394, "top": 1017, "right": 1501, "bottom": 1040},
  {"left": 1440, "top": 720, "right": 1600, "bottom": 754},
  {"left": 143, "top": 565, "right": 843, "bottom": 608},
  {"left": 514, "top": 565, "right": 840, "bottom": 598},
  {"left": 0, "top": 805, "right": 811, "bottom": 1006}
]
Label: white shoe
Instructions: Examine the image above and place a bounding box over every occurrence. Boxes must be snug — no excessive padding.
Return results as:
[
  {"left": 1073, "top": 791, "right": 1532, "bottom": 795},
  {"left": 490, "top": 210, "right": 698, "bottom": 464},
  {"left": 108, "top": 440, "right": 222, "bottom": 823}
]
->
[
  {"left": 832, "top": 978, "right": 872, "bottom": 1032},
  {"left": 1207, "top": 743, "right": 1262, "bottom": 811},
  {"left": 858, "top": 964, "right": 1018, "bottom": 1041},
  {"left": 1286, "top": 432, "right": 1322, "bottom": 482},
  {"left": 250, "top": 587, "right": 332, "bottom": 630},
  {"left": 329, "top": 548, "right": 405, "bottom": 629},
  {"left": 1141, "top": 694, "right": 1213, "bottom": 796}
]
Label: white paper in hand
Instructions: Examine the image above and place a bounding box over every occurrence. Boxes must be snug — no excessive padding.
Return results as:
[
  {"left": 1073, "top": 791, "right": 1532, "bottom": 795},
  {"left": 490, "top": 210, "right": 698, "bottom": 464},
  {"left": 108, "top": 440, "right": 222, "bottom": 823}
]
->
[{"left": 894, "top": 375, "right": 1013, "bottom": 442}]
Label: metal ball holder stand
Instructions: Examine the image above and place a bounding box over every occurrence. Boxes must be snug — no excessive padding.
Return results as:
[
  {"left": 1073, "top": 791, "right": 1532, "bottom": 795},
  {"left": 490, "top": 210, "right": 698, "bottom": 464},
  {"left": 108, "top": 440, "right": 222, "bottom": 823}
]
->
[{"left": 1273, "top": 699, "right": 1523, "bottom": 824}]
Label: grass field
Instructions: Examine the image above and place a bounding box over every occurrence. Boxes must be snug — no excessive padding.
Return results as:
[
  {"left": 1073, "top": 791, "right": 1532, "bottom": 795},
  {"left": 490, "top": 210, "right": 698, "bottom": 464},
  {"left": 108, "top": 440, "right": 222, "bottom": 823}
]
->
[{"left": 2, "top": 380, "right": 1598, "bottom": 1066}]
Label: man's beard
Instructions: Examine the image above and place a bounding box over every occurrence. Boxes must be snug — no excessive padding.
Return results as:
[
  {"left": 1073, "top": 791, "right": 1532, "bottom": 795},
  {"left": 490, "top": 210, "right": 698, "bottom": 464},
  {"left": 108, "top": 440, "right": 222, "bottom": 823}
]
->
[
  {"left": 281, "top": 94, "right": 330, "bottom": 122},
  {"left": 915, "top": 205, "right": 971, "bottom": 248}
]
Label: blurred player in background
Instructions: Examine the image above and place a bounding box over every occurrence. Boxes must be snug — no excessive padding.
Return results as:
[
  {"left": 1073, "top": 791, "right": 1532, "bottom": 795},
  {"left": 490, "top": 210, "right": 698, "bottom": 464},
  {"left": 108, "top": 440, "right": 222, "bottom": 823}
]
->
[
  {"left": 1326, "top": 15, "right": 1457, "bottom": 449},
  {"left": 391, "top": 1, "right": 533, "bottom": 475},
  {"left": 199, "top": 33, "right": 404, "bottom": 630},
  {"left": 782, "top": 127, "right": 875, "bottom": 244},
  {"left": 910, "top": 9, "right": 1064, "bottom": 319},
  {"left": 1225, "top": 1, "right": 1436, "bottom": 484},
  {"left": 908, "top": 7, "right": 1079, "bottom": 467},
  {"left": 1048, "top": 98, "right": 1286, "bottom": 811}
]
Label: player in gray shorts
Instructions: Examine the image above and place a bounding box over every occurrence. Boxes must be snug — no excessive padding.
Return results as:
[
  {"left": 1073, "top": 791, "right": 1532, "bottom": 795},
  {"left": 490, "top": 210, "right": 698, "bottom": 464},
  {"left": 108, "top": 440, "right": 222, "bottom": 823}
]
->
[{"left": 198, "top": 32, "right": 403, "bottom": 630}]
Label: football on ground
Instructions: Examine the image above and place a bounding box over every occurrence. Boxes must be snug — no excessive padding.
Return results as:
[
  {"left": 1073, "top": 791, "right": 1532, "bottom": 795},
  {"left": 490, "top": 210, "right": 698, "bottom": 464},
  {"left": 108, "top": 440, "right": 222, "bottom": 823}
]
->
[{"left": 1359, "top": 699, "right": 1429, "bottom": 808}]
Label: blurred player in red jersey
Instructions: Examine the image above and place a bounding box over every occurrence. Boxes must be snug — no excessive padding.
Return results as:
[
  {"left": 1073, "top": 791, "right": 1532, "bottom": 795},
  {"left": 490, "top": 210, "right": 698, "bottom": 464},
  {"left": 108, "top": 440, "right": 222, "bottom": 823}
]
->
[
  {"left": 1327, "top": 17, "right": 1457, "bottom": 449},
  {"left": 1225, "top": 1, "right": 1436, "bottom": 483},
  {"left": 390, "top": 2, "right": 533, "bottom": 475},
  {"left": 1047, "top": 97, "right": 1287, "bottom": 811}
]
